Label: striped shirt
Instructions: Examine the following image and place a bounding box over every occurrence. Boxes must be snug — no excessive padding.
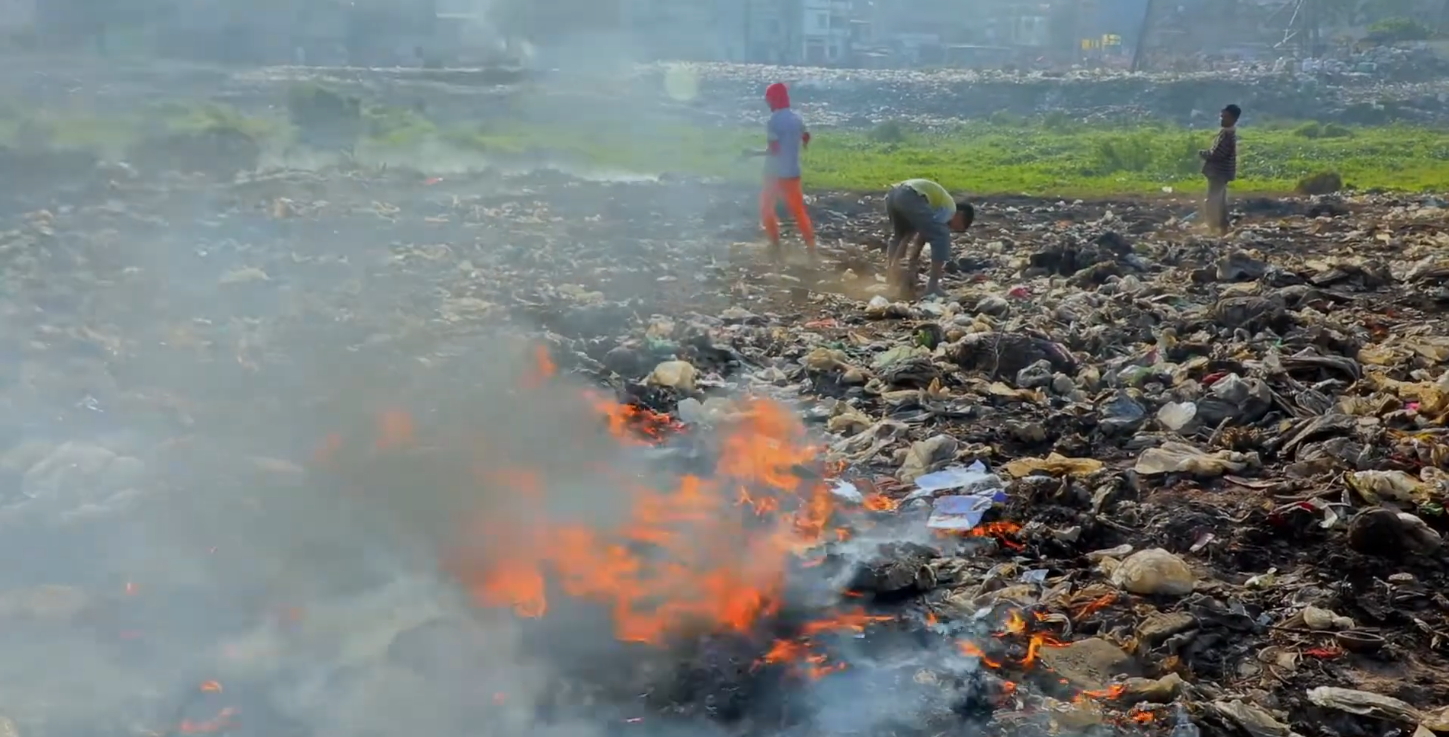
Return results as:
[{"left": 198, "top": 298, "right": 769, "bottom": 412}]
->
[{"left": 1202, "top": 127, "right": 1237, "bottom": 182}]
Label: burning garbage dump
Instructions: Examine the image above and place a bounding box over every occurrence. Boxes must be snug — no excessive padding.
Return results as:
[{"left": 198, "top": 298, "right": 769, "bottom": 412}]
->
[
  {"left": 447, "top": 389, "right": 832, "bottom": 646},
  {"left": 9, "top": 154, "right": 1449, "bottom": 737},
  {"left": 295, "top": 346, "right": 1181, "bottom": 736}
]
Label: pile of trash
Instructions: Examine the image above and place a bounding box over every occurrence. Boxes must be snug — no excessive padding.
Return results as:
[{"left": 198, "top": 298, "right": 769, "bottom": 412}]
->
[
  {"left": 658, "top": 62, "right": 1449, "bottom": 127},
  {"left": 2, "top": 162, "right": 1449, "bottom": 737},
  {"left": 497, "top": 181, "right": 1449, "bottom": 735},
  {"left": 11, "top": 55, "right": 1449, "bottom": 137},
  {"left": 1283, "top": 44, "right": 1449, "bottom": 82}
]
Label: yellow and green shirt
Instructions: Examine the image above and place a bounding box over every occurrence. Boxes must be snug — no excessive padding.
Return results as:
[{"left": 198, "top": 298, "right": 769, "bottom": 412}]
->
[{"left": 898, "top": 179, "right": 956, "bottom": 224}]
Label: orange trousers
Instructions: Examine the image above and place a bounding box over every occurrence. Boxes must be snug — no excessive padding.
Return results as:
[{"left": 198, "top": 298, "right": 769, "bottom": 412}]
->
[{"left": 760, "top": 177, "right": 816, "bottom": 251}]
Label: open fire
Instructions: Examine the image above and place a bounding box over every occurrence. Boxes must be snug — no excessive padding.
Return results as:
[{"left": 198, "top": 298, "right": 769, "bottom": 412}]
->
[
  {"left": 300, "top": 347, "right": 1161, "bottom": 734},
  {"left": 445, "top": 349, "right": 840, "bottom": 658}
]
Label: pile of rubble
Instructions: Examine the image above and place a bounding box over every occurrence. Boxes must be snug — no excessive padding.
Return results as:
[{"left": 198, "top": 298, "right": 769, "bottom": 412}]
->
[
  {"left": 655, "top": 62, "right": 1449, "bottom": 128},
  {"left": 9, "top": 54, "right": 1449, "bottom": 136},
  {"left": 1300, "top": 44, "right": 1449, "bottom": 82},
  {"left": 543, "top": 185, "right": 1449, "bottom": 735},
  {"left": 2, "top": 162, "right": 1449, "bottom": 737},
  {"left": 246, "top": 60, "right": 1449, "bottom": 128}
]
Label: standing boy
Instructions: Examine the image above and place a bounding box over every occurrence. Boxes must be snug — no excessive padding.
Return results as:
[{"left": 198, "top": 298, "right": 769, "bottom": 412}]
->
[
  {"left": 884, "top": 179, "right": 975, "bottom": 299},
  {"left": 745, "top": 82, "right": 816, "bottom": 260},
  {"left": 1199, "top": 104, "right": 1241, "bottom": 236}
]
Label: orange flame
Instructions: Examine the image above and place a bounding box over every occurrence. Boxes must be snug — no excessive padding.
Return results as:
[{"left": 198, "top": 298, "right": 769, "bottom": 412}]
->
[
  {"left": 312, "top": 431, "right": 343, "bottom": 467},
  {"left": 799, "top": 608, "right": 894, "bottom": 636},
  {"left": 518, "top": 345, "right": 558, "bottom": 390},
  {"left": 1071, "top": 593, "right": 1117, "bottom": 619},
  {"left": 757, "top": 611, "right": 887, "bottom": 682},
  {"left": 970, "top": 521, "right": 1024, "bottom": 550},
  {"left": 374, "top": 409, "right": 415, "bottom": 452},
  {"left": 804, "top": 653, "right": 848, "bottom": 679},
  {"left": 958, "top": 640, "right": 1004, "bottom": 669},
  {"left": 179, "top": 708, "right": 237, "bottom": 734},
  {"left": 450, "top": 397, "right": 837, "bottom": 646},
  {"left": 1022, "top": 632, "right": 1067, "bottom": 668},
  {"left": 762, "top": 638, "right": 808, "bottom": 664},
  {"left": 1000, "top": 610, "right": 1027, "bottom": 636},
  {"left": 535, "top": 345, "right": 557, "bottom": 378},
  {"left": 199, "top": 680, "right": 222, "bottom": 693},
  {"left": 993, "top": 608, "right": 1070, "bottom": 669},
  {"left": 1130, "top": 710, "right": 1157, "bottom": 724},
  {"left": 862, "top": 493, "right": 898, "bottom": 512},
  {"left": 1077, "top": 684, "right": 1126, "bottom": 701},
  {"left": 585, "top": 391, "right": 685, "bottom": 445},
  {"left": 1001, "top": 680, "right": 1018, "bottom": 697},
  {"left": 478, "top": 564, "right": 548, "bottom": 618}
]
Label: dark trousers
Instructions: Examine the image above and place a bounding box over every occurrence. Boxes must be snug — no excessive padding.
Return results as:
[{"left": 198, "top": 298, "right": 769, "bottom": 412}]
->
[{"left": 1204, "top": 177, "right": 1230, "bottom": 234}]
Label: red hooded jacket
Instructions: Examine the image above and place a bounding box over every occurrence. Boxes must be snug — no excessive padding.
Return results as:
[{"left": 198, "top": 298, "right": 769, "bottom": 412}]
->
[
  {"left": 765, "top": 82, "right": 790, "bottom": 111},
  {"left": 764, "top": 83, "right": 810, "bottom": 154}
]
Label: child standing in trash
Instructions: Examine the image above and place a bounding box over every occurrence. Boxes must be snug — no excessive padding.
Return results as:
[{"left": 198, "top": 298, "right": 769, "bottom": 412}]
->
[
  {"left": 884, "top": 178, "right": 975, "bottom": 299},
  {"left": 1199, "top": 104, "right": 1240, "bottom": 236},
  {"left": 744, "top": 82, "right": 816, "bottom": 261}
]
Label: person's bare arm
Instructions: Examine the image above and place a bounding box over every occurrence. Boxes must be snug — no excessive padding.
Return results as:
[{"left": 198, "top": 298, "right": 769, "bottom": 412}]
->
[
  {"left": 906, "top": 235, "right": 927, "bottom": 270},
  {"left": 891, "top": 234, "right": 926, "bottom": 295},
  {"left": 743, "top": 123, "right": 784, "bottom": 159},
  {"left": 885, "top": 233, "right": 906, "bottom": 284}
]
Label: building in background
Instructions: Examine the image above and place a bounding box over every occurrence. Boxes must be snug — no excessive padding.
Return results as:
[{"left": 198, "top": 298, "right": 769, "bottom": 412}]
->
[
  {"left": 857, "top": 0, "right": 1007, "bottom": 64},
  {"left": 800, "top": 0, "right": 852, "bottom": 63},
  {"left": 743, "top": 0, "right": 803, "bottom": 63},
  {"left": 620, "top": 0, "right": 747, "bottom": 61},
  {"left": 0, "top": 0, "right": 36, "bottom": 37}
]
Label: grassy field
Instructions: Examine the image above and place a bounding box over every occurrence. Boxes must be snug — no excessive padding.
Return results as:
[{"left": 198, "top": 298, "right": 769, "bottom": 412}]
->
[
  {"left": 5, "top": 93, "right": 1448, "bottom": 196},
  {"left": 439, "top": 117, "right": 1449, "bottom": 196}
]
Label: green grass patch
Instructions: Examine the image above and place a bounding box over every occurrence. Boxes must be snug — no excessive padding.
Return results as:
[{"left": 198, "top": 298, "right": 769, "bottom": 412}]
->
[
  {"left": 434, "top": 118, "right": 1449, "bottom": 195},
  {"left": 3, "top": 96, "right": 1447, "bottom": 195}
]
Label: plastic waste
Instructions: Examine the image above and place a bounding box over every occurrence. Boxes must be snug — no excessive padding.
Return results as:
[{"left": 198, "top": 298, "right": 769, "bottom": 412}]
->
[
  {"left": 1171, "top": 702, "right": 1200, "bottom": 737},
  {"left": 676, "top": 398, "right": 706, "bottom": 424},
  {"left": 865, "top": 295, "right": 909, "bottom": 319},
  {"left": 1019, "top": 569, "right": 1050, "bottom": 584},
  {"left": 1134, "top": 442, "right": 1257, "bottom": 477},
  {"left": 830, "top": 480, "right": 864, "bottom": 504},
  {"left": 1211, "top": 700, "right": 1290, "bottom": 737},
  {"left": 926, "top": 493, "right": 1005, "bottom": 531},
  {"left": 1307, "top": 686, "right": 1422, "bottom": 723},
  {"left": 804, "top": 347, "right": 850, "bottom": 372},
  {"left": 1099, "top": 391, "right": 1146, "bottom": 433},
  {"left": 647, "top": 360, "right": 697, "bottom": 391},
  {"left": 911, "top": 460, "right": 1004, "bottom": 495},
  {"left": 1157, "top": 401, "right": 1197, "bottom": 432},
  {"left": 1345, "top": 469, "right": 1430, "bottom": 505},
  {"left": 1002, "top": 454, "right": 1103, "bottom": 478},
  {"left": 1111, "top": 548, "right": 1196, "bottom": 596}
]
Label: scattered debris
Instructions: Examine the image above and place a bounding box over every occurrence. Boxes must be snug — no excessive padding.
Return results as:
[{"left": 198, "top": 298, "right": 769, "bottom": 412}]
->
[{"left": 3, "top": 153, "right": 1449, "bottom": 737}]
